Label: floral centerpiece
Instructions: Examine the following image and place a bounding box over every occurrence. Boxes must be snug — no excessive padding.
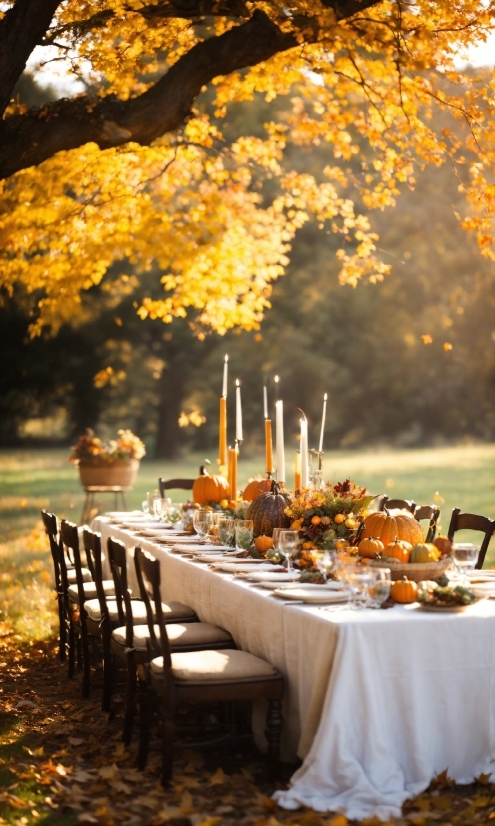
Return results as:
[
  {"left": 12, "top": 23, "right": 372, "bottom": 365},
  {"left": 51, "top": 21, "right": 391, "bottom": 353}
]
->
[
  {"left": 70, "top": 429, "right": 146, "bottom": 488},
  {"left": 285, "top": 479, "right": 373, "bottom": 552}
]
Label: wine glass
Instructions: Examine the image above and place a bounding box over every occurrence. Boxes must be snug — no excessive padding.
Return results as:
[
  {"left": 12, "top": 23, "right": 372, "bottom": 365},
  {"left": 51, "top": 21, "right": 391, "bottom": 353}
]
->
[
  {"left": 142, "top": 500, "right": 149, "bottom": 515},
  {"left": 367, "top": 567, "right": 392, "bottom": 608},
  {"left": 313, "top": 549, "right": 338, "bottom": 582},
  {"left": 193, "top": 509, "right": 212, "bottom": 543},
  {"left": 345, "top": 565, "right": 375, "bottom": 609},
  {"left": 147, "top": 491, "right": 160, "bottom": 517},
  {"left": 218, "top": 516, "right": 235, "bottom": 547},
  {"left": 153, "top": 497, "right": 172, "bottom": 522},
  {"left": 453, "top": 543, "right": 479, "bottom": 579},
  {"left": 279, "top": 529, "right": 300, "bottom": 573},
  {"left": 235, "top": 520, "right": 254, "bottom": 551}
]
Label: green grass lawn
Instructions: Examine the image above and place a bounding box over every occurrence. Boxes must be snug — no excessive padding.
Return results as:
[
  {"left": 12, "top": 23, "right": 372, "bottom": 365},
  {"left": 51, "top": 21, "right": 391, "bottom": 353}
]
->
[{"left": 1, "top": 443, "right": 494, "bottom": 636}]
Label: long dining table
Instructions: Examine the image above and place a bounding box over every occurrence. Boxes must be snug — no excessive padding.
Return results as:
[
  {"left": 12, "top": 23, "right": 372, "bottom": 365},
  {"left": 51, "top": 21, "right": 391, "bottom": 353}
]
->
[{"left": 92, "top": 514, "right": 495, "bottom": 821}]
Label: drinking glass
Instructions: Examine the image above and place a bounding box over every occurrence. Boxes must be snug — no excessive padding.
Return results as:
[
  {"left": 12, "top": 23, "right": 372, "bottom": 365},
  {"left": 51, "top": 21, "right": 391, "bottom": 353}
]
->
[
  {"left": 147, "top": 491, "right": 160, "bottom": 517},
  {"left": 279, "top": 529, "right": 300, "bottom": 573},
  {"left": 142, "top": 500, "right": 149, "bottom": 515},
  {"left": 235, "top": 520, "right": 254, "bottom": 551},
  {"left": 312, "top": 549, "right": 338, "bottom": 582},
  {"left": 193, "top": 509, "right": 213, "bottom": 543},
  {"left": 346, "top": 565, "right": 375, "bottom": 609},
  {"left": 218, "top": 516, "right": 236, "bottom": 547},
  {"left": 153, "top": 497, "right": 172, "bottom": 522},
  {"left": 453, "top": 543, "right": 479, "bottom": 578},
  {"left": 367, "top": 567, "right": 392, "bottom": 608},
  {"left": 167, "top": 506, "right": 181, "bottom": 524}
]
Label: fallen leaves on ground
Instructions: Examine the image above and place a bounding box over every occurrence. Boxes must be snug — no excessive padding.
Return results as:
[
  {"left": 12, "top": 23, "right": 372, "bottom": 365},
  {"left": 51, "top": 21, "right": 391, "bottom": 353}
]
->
[{"left": 1, "top": 627, "right": 495, "bottom": 826}]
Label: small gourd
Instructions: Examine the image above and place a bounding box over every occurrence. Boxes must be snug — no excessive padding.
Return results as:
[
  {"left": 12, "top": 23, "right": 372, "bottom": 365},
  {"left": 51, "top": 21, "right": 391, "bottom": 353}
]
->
[
  {"left": 243, "top": 477, "right": 273, "bottom": 502},
  {"left": 358, "top": 536, "right": 385, "bottom": 559},
  {"left": 391, "top": 576, "right": 418, "bottom": 604},
  {"left": 434, "top": 535, "right": 453, "bottom": 557},
  {"left": 385, "top": 537, "right": 412, "bottom": 564},
  {"left": 254, "top": 535, "right": 274, "bottom": 554},
  {"left": 410, "top": 543, "right": 440, "bottom": 564}
]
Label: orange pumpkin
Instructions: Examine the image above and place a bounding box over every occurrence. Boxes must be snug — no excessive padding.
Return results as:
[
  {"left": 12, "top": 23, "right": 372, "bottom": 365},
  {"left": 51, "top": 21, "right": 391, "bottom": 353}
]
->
[
  {"left": 254, "top": 535, "right": 274, "bottom": 553},
  {"left": 434, "top": 535, "right": 453, "bottom": 557},
  {"left": 362, "top": 511, "right": 425, "bottom": 548},
  {"left": 243, "top": 477, "right": 273, "bottom": 502},
  {"left": 358, "top": 536, "right": 385, "bottom": 559},
  {"left": 385, "top": 537, "right": 412, "bottom": 564},
  {"left": 390, "top": 576, "right": 418, "bottom": 604},
  {"left": 192, "top": 473, "right": 229, "bottom": 505}
]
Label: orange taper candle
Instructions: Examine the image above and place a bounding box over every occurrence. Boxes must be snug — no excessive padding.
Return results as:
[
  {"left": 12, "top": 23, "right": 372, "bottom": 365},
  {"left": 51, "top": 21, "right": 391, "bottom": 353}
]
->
[
  {"left": 294, "top": 450, "right": 301, "bottom": 492},
  {"left": 265, "top": 418, "right": 273, "bottom": 474}
]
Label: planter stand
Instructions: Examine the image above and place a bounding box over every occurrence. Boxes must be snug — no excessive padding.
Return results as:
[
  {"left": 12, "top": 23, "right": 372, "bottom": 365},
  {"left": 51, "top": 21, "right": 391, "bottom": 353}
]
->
[{"left": 80, "top": 485, "right": 130, "bottom": 525}]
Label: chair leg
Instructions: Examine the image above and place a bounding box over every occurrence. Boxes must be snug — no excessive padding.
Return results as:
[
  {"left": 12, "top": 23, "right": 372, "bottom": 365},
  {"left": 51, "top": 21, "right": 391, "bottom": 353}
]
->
[
  {"left": 58, "top": 597, "right": 67, "bottom": 662},
  {"left": 265, "top": 698, "right": 282, "bottom": 780},
  {"left": 76, "top": 633, "right": 82, "bottom": 669},
  {"left": 122, "top": 654, "right": 137, "bottom": 745},
  {"left": 101, "top": 629, "right": 112, "bottom": 713},
  {"left": 68, "top": 622, "right": 75, "bottom": 679},
  {"left": 80, "top": 622, "right": 91, "bottom": 699},
  {"left": 161, "top": 710, "right": 175, "bottom": 785},
  {"left": 137, "top": 681, "right": 151, "bottom": 770}
]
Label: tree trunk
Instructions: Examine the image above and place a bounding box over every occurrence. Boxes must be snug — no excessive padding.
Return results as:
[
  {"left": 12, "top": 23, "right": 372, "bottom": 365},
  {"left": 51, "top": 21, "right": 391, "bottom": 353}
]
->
[{"left": 154, "top": 362, "right": 185, "bottom": 460}]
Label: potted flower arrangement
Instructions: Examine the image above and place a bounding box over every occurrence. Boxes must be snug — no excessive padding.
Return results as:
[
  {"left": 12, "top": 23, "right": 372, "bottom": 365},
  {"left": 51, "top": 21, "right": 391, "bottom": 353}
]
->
[
  {"left": 285, "top": 479, "right": 373, "bottom": 555},
  {"left": 70, "top": 429, "right": 146, "bottom": 488}
]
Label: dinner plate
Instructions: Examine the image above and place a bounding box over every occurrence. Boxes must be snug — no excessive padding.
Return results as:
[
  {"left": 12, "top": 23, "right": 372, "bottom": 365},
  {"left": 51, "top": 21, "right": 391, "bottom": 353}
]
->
[
  {"left": 272, "top": 588, "right": 350, "bottom": 604},
  {"left": 172, "top": 544, "right": 220, "bottom": 554},
  {"left": 214, "top": 562, "right": 285, "bottom": 573},
  {"left": 246, "top": 571, "right": 300, "bottom": 583},
  {"left": 416, "top": 603, "right": 469, "bottom": 613}
]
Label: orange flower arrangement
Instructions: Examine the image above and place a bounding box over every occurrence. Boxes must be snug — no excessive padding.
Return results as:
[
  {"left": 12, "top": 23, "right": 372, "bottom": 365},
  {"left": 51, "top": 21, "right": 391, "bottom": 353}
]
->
[{"left": 70, "top": 429, "right": 146, "bottom": 464}]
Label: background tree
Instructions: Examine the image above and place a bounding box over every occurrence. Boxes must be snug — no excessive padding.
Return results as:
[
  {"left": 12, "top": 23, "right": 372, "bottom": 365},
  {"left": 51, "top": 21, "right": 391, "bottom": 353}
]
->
[{"left": 0, "top": 0, "right": 494, "bottom": 337}]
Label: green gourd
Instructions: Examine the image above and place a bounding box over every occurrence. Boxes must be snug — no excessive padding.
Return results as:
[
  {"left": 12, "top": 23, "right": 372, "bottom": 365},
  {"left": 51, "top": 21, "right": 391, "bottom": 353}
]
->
[{"left": 410, "top": 543, "right": 439, "bottom": 564}]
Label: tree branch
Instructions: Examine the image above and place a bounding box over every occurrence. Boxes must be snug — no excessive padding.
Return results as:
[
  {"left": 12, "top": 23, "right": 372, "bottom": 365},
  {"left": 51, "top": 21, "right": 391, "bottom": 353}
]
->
[
  {"left": 0, "top": 0, "right": 381, "bottom": 180},
  {"left": 0, "top": 0, "right": 62, "bottom": 116}
]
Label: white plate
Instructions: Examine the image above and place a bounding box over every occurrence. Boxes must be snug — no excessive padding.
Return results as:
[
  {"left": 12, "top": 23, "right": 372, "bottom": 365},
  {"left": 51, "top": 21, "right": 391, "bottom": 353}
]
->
[
  {"left": 172, "top": 544, "right": 220, "bottom": 554},
  {"left": 272, "top": 588, "right": 350, "bottom": 604},
  {"left": 247, "top": 571, "right": 300, "bottom": 583},
  {"left": 214, "top": 563, "right": 285, "bottom": 574}
]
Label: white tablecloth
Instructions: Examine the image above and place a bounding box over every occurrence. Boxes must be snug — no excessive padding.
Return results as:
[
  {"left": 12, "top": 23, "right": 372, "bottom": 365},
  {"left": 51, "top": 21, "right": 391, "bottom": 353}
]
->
[{"left": 93, "top": 516, "right": 495, "bottom": 820}]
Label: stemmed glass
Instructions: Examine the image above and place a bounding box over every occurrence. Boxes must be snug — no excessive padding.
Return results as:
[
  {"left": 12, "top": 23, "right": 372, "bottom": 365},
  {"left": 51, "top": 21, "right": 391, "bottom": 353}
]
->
[
  {"left": 153, "top": 497, "right": 172, "bottom": 522},
  {"left": 193, "top": 509, "right": 213, "bottom": 543},
  {"left": 279, "top": 529, "right": 300, "bottom": 573},
  {"left": 453, "top": 543, "right": 479, "bottom": 580},
  {"left": 147, "top": 491, "right": 160, "bottom": 518},
  {"left": 235, "top": 520, "right": 254, "bottom": 551},
  {"left": 344, "top": 565, "right": 375, "bottom": 609},
  {"left": 218, "top": 516, "right": 236, "bottom": 548},
  {"left": 142, "top": 500, "right": 149, "bottom": 515},
  {"left": 313, "top": 549, "right": 338, "bottom": 582},
  {"left": 367, "top": 567, "right": 392, "bottom": 608}
]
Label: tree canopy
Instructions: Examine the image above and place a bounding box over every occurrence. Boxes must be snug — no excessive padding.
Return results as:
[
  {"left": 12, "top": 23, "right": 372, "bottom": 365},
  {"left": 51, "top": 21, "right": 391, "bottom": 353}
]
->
[{"left": 0, "top": 0, "right": 494, "bottom": 334}]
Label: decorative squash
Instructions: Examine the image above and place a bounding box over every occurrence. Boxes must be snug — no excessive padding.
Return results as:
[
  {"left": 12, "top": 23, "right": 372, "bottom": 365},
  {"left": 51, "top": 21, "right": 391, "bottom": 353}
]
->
[
  {"left": 385, "top": 537, "right": 412, "bottom": 564},
  {"left": 358, "top": 536, "right": 385, "bottom": 559},
  {"left": 391, "top": 576, "right": 418, "bottom": 604},
  {"left": 254, "top": 535, "right": 274, "bottom": 553},
  {"left": 434, "top": 535, "right": 453, "bottom": 557},
  {"left": 246, "top": 481, "right": 292, "bottom": 538},
  {"left": 192, "top": 472, "right": 229, "bottom": 505},
  {"left": 243, "top": 477, "right": 273, "bottom": 502},
  {"left": 410, "top": 543, "right": 440, "bottom": 563},
  {"left": 362, "top": 511, "right": 425, "bottom": 548}
]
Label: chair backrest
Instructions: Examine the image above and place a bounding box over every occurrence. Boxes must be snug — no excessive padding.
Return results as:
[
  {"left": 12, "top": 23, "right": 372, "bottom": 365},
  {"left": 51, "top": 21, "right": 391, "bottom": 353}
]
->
[
  {"left": 61, "top": 520, "right": 87, "bottom": 612},
  {"left": 414, "top": 504, "right": 441, "bottom": 542},
  {"left": 86, "top": 530, "right": 110, "bottom": 625},
  {"left": 107, "top": 536, "right": 133, "bottom": 639},
  {"left": 41, "top": 510, "right": 62, "bottom": 592},
  {"left": 158, "top": 465, "right": 205, "bottom": 497},
  {"left": 447, "top": 508, "right": 495, "bottom": 569},
  {"left": 82, "top": 527, "right": 96, "bottom": 580},
  {"left": 134, "top": 547, "right": 167, "bottom": 662},
  {"left": 380, "top": 497, "right": 417, "bottom": 514}
]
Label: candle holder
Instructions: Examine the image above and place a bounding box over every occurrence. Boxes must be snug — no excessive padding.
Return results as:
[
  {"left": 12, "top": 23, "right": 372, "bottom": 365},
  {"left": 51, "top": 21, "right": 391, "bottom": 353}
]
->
[{"left": 311, "top": 450, "right": 324, "bottom": 490}]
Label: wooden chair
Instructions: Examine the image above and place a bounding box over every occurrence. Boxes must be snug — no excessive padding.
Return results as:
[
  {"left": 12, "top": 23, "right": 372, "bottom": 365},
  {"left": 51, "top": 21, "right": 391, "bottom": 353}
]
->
[
  {"left": 136, "top": 548, "right": 284, "bottom": 784},
  {"left": 414, "top": 504, "right": 441, "bottom": 542},
  {"left": 158, "top": 465, "right": 205, "bottom": 498},
  {"left": 41, "top": 510, "right": 67, "bottom": 662},
  {"left": 109, "top": 539, "right": 224, "bottom": 744},
  {"left": 379, "top": 496, "right": 417, "bottom": 514},
  {"left": 60, "top": 521, "right": 116, "bottom": 697},
  {"left": 447, "top": 508, "right": 495, "bottom": 569}
]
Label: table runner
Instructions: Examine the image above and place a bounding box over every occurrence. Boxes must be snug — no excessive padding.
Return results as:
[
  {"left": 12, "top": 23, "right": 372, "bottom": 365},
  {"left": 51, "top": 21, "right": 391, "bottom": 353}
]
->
[{"left": 93, "top": 516, "right": 495, "bottom": 820}]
